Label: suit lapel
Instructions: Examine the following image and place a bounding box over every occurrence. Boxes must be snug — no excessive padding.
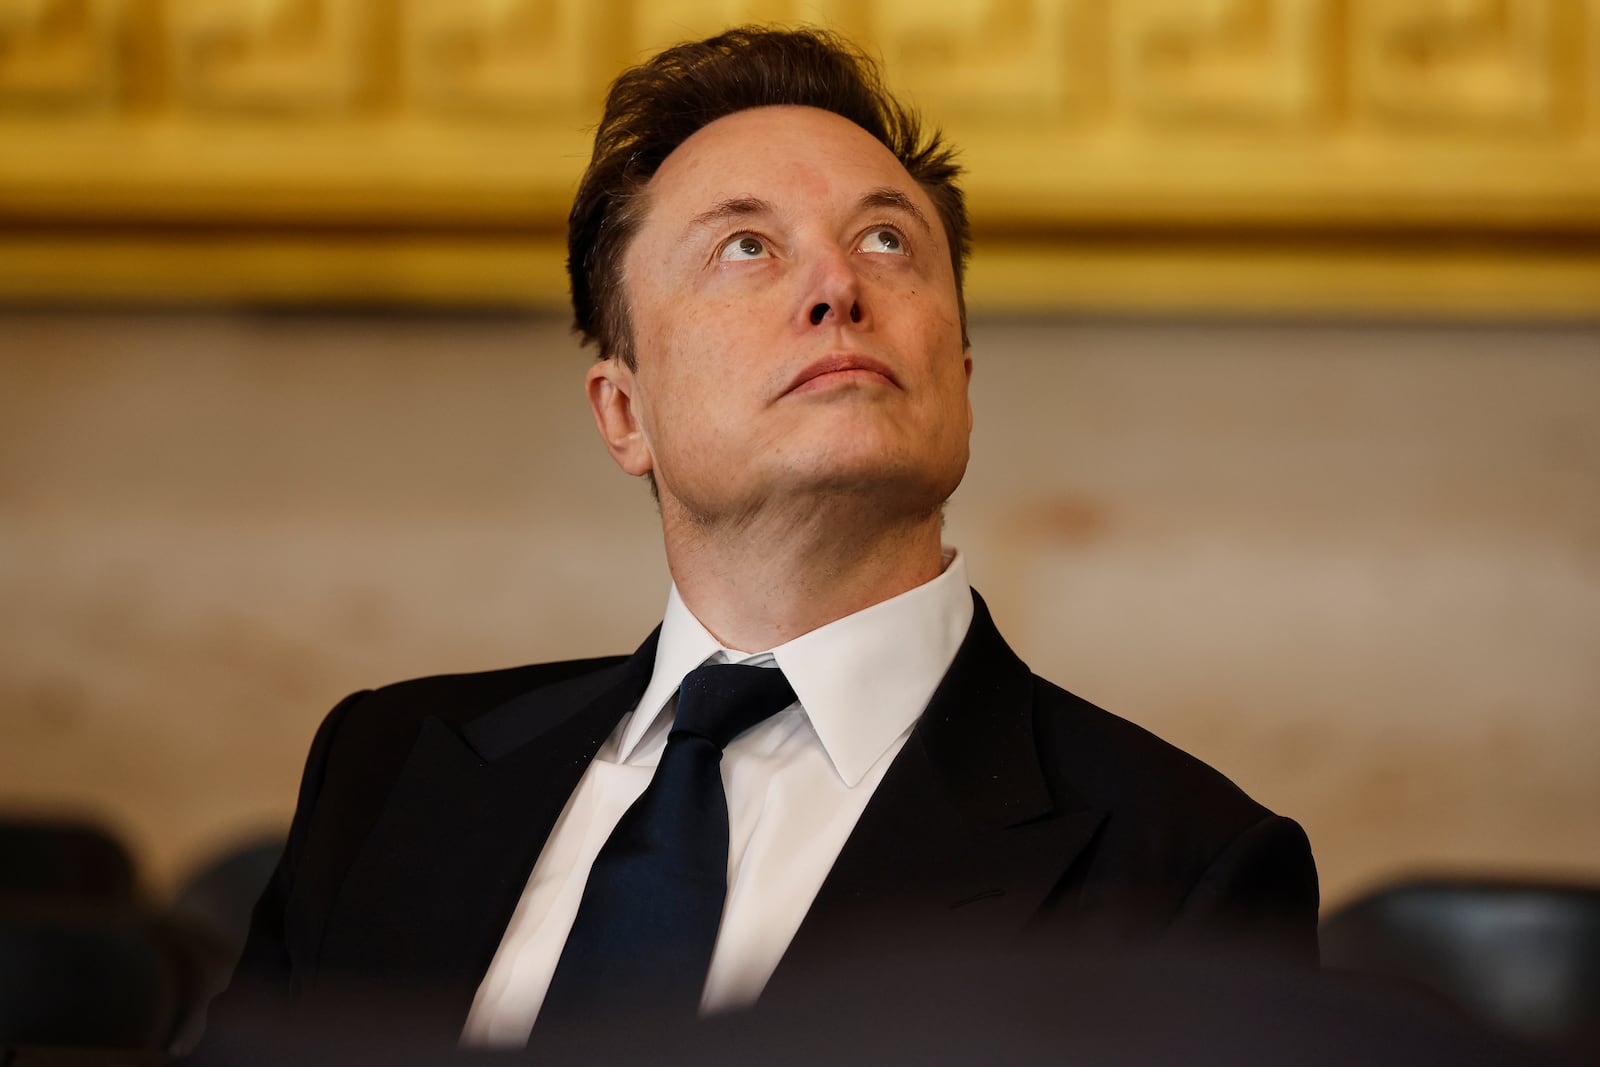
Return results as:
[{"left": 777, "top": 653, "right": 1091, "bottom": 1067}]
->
[
  {"left": 310, "top": 596, "right": 1102, "bottom": 1018},
  {"left": 314, "top": 632, "right": 659, "bottom": 1019},
  {"left": 767, "top": 595, "right": 1104, "bottom": 997}
]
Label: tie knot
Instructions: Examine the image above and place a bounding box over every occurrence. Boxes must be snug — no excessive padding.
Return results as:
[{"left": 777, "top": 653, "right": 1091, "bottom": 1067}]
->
[{"left": 672, "top": 662, "right": 796, "bottom": 749}]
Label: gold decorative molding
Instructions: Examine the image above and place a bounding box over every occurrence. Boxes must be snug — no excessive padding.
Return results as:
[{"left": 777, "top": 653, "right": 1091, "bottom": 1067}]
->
[
  {"left": 855, "top": 0, "right": 1095, "bottom": 123},
  {"left": 1351, "top": 0, "right": 1560, "bottom": 130},
  {"left": 165, "top": 0, "right": 373, "bottom": 113},
  {"left": 0, "top": 0, "right": 1596, "bottom": 315},
  {"left": 0, "top": 0, "right": 124, "bottom": 110},
  {"left": 400, "top": 0, "right": 604, "bottom": 117},
  {"left": 1115, "top": 0, "right": 1326, "bottom": 128}
]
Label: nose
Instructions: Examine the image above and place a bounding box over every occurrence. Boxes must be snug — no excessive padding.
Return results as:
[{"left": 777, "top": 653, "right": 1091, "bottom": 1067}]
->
[
  {"left": 809, "top": 301, "right": 862, "bottom": 326},
  {"left": 798, "top": 246, "right": 868, "bottom": 332}
]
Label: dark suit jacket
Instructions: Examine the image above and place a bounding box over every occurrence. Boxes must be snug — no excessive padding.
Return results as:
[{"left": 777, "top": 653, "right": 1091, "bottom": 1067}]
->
[{"left": 207, "top": 591, "right": 1318, "bottom": 1049}]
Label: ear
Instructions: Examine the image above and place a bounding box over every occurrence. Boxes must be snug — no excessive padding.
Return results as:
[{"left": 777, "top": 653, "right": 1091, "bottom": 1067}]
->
[
  {"left": 962, "top": 346, "right": 974, "bottom": 432},
  {"left": 586, "top": 358, "right": 655, "bottom": 477}
]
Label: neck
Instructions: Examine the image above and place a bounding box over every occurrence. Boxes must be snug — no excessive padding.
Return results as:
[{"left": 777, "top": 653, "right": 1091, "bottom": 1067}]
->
[{"left": 661, "top": 496, "right": 946, "bottom": 653}]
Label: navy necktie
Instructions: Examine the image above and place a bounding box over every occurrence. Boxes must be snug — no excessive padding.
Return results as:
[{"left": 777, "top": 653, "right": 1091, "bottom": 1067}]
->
[{"left": 539, "top": 662, "right": 797, "bottom": 1026}]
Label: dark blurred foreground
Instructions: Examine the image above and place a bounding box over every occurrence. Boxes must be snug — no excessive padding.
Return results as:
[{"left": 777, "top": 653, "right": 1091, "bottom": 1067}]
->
[
  {"left": 3, "top": 816, "right": 1595, "bottom": 1066},
  {"left": 185, "top": 946, "right": 1561, "bottom": 1067}
]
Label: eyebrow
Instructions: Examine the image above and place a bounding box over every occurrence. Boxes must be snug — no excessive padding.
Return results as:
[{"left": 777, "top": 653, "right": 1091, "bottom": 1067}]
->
[
  {"left": 858, "top": 187, "right": 935, "bottom": 238},
  {"left": 684, "top": 197, "right": 775, "bottom": 241},
  {"left": 679, "top": 188, "right": 936, "bottom": 242}
]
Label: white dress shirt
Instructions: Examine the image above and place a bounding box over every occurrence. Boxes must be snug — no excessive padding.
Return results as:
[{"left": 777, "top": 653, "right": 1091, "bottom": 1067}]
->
[{"left": 461, "top": 548, "right": 974, "bottom": 1047}]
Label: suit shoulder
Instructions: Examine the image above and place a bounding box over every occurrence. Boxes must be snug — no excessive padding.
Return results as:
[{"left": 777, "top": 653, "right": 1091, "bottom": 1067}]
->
[
  {"left": 354, "top": 655, "right": 630, "bottom": 726},
  {"left": 1028, "top": 674, "right": 1273, "bottom": 830},
  {"left": 281, "top": 653, "right": 633, "bottom": 886},
  {"left": 309, "top": 655, "right": 630, "bottom": 778}
]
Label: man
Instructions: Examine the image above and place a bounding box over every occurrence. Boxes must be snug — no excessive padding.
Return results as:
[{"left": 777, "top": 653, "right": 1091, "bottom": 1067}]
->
[{"left": 206, "top": 26, "right": 1317, "bottom": 1055}]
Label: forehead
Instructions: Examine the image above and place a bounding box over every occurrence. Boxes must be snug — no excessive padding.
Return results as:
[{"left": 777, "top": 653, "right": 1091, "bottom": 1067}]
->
[{"left": 640, "top": 105, "right": 936, "bottom": 229}]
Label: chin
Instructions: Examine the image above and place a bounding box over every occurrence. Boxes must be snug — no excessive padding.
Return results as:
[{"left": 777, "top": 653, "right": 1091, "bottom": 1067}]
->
[
  {"left": 781, "top": 454, "right": 967, "bottom": 514},
  {"left": 660, "top": 429, "right": 968, "bottom": 526}
]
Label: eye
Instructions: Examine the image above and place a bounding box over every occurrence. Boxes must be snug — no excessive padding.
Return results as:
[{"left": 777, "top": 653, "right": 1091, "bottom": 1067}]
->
[
  {"left": 718, "top": 234, "right": 771, "bottom": 262},
  {"left": 856, "top": 227, "right": 908, "bottom": 256}
]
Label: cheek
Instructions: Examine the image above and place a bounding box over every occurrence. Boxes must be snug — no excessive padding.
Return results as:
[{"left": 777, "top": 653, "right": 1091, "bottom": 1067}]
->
[
  {"left": 887, "top": 275, "right": 961, "bottom": 337},
  {"left": 637, "top": 332, "right": 719, "bottom": 443}
]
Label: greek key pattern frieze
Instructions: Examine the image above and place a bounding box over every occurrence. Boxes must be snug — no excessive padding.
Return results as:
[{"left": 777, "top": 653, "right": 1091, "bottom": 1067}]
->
[
  {"left": 1, "top": 0, "right": 1596, "bottom": 312},
  {"left": 1, "top": 0, "right": 1593, "bottom": 135}
]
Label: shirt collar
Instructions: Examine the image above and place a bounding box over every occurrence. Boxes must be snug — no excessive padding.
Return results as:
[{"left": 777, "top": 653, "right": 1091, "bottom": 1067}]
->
[{"left": 619, "top": 548, "right": 974, "bottom": 787}]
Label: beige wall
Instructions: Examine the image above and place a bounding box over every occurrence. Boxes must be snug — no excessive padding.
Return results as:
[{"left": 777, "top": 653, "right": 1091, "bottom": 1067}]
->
[{"left": 2, "top": 310, "right": 1596, "bottom": 909}]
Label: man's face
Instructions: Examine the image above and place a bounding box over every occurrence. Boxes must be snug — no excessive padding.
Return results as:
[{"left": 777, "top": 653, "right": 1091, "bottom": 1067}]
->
[{"left": 588, "top": 105, "right": 972, "bottom": 526}]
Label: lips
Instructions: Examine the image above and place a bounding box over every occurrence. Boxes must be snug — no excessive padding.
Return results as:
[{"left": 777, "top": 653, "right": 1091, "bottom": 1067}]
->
[{"left": 784, "top": 354, "right": 899, "bottom": 395}]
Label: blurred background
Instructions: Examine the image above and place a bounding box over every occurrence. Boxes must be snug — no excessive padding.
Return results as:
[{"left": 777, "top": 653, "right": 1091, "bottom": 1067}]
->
[{"left": 2, "top": 0, "right": 1598, "bottom": 936}]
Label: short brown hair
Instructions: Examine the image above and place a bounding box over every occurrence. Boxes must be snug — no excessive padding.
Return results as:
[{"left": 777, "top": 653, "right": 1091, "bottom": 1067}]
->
[{"left": 567, "top": 26, "right": 970, "bottom": 370}]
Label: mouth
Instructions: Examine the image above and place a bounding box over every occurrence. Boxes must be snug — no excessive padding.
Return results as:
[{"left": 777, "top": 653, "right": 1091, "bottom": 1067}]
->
[{"left": 784, "top": 354, "right": 899, "bottom": 396}]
